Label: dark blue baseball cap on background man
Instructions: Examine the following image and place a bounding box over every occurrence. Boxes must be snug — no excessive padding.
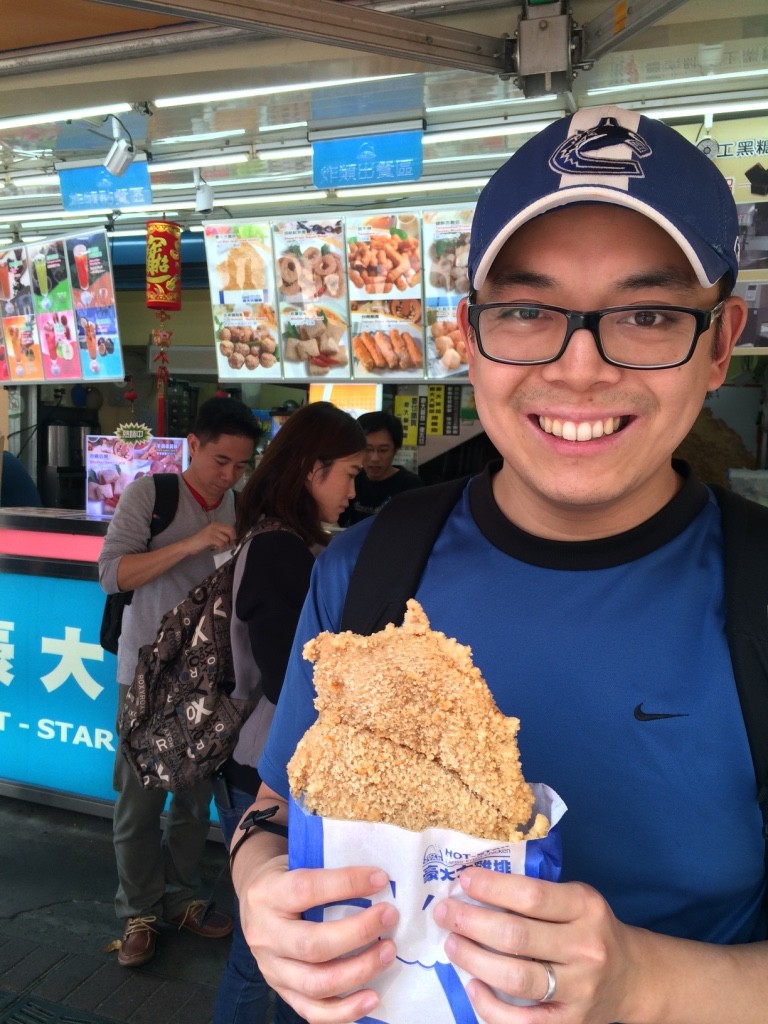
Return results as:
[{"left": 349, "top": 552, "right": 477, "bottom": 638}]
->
[{"left": 469, "top": 105, "right": 740, "bottom": 292}]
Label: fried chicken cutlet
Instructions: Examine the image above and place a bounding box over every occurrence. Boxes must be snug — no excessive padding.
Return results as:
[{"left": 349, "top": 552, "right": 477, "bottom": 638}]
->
[{"left": 288, "top": 600, "right": 548, "bottom": 842}]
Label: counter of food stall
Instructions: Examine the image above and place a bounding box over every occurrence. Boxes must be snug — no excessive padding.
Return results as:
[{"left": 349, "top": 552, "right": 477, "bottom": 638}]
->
[{"left": 0, "top": 507, "right": 118, "bottom": 815}]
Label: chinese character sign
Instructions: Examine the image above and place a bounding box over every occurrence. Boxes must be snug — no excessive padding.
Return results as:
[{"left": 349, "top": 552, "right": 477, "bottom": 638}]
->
[
  {"left": 146, "top": 220, "right": 182, "bottom": 311},
  {"left": 0, "top": 574, "right": 118, "bottom": 802}
]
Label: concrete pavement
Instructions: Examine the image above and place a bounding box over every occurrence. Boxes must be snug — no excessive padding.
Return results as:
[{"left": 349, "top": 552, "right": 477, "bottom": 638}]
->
[{"left": 0, "top": 796, "right": 235, "bottom": 1023}]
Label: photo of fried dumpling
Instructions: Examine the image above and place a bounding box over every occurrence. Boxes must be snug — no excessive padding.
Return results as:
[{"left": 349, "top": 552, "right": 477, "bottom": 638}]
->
[{"left": 288, "top": 600, "right": 548, "bottom": 842}]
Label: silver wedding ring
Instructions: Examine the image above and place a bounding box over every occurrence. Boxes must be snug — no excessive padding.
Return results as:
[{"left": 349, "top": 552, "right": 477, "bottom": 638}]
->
[{"left": 540, "top": 960, "right": 557, "bottom": 1003}]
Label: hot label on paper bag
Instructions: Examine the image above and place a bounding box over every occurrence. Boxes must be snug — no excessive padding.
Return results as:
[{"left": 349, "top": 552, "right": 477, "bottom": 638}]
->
[{"left": 288, "top": 785, "right": 566, "bottom": 1024}]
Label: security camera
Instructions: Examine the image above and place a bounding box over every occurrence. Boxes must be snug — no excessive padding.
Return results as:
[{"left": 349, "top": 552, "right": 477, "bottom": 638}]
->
[
  {"left": 195, "top": 182, "right": 214, "bottom": 214},
  {"left": 104, "top": 137, "right": 134, "bottom": 177},
  {"left": 696, "top": 136, "right": 719, "bottom": 160}
]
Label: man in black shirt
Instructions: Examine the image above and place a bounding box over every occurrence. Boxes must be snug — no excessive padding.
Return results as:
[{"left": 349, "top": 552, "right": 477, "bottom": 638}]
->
[{"left": 341, "top": 411, "right": 423, "bottom": 526}]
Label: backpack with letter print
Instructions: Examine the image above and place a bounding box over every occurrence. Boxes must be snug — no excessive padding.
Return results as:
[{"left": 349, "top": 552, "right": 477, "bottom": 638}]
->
[{"left": 120, "top": 517, "right": 288, "bottom": 792}]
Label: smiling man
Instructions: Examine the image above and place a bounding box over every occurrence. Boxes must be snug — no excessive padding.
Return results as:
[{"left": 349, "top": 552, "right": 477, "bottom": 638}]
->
[{"left": 231, "top": 107, "right": 768, "bottom": 1024}]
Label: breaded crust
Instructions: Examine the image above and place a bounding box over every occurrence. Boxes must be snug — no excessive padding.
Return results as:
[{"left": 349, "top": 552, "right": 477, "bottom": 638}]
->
[
  {"left": 288, "top": 600, "right": 545, "bottom": 841},
  {"left": 288, "top": 720, "right": 546, "bottom": 840}
]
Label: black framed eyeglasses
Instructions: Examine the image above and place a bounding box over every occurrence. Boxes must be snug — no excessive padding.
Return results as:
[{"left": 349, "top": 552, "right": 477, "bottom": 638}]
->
[{"left": 466, "top": 301, "right": 726, "bottom": 370}]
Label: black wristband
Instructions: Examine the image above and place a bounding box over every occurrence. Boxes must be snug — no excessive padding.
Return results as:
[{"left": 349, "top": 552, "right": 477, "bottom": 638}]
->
[{"left": 228, "top": 805, "right": 288, "bottom": 872}]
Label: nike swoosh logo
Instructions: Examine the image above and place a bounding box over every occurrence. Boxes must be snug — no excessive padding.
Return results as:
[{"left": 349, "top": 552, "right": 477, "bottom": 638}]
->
[{"left": 634, "top": 703, "right": 689, "bottom": 721}]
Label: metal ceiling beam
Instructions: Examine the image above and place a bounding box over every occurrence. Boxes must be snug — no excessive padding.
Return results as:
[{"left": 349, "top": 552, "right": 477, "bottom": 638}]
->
[
  {"left": 89, "top": 0, "right": 512, "bottom": 74},
  {"left": 0, "top": 25, "right": 257, "bottom": 77},
  {"left": 580, "top": 0, "right": 692, "bottom": 65}
]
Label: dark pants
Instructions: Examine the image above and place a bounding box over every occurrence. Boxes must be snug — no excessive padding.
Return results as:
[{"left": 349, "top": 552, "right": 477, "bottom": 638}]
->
[{"left": 212, "top": 776, "right": 306, "bottom": 1024}]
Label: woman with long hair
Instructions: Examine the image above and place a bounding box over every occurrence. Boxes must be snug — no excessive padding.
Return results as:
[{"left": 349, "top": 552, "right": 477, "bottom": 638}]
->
[{"left": 213, "top": 401, "right": 365, "bottom": 1024}]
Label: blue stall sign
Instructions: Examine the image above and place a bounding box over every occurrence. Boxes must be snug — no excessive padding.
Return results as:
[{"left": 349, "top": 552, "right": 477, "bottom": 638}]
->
[
  {"left": 313, "top": 130, "right": 423, "bottom": 190},
  {"left": 0, "top": 573, "right": 118, "bottom": 803},
  {"left": 59, "top": 161, "right": 152, "bottom": 211},
  {"left": 0, "top": 571, "right": 221, "bottom": 822}
]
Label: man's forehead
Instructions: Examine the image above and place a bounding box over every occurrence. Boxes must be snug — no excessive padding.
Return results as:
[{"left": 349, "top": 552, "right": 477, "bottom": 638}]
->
[{"left": 484, "top": 205, "right": 702, "bottom": 289}]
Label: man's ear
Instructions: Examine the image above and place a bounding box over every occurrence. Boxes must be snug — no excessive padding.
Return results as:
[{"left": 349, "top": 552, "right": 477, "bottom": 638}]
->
[
  {"left": 187, "top": 433, "right": 199, "bottom": 460},
  {"left": 457, "top": 297, "right": 476, "bottom": 383},
  {"left": 708, "top": 295, "right": 748, "bottom": 391}
]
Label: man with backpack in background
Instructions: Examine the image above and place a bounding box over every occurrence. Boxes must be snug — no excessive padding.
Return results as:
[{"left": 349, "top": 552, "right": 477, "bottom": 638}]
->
[
  {"left": 231, "top": 106, "right": 768, "bottom": 1024},
  {"left": 99, "top": 396, "right": 260, "bottom": 968}
]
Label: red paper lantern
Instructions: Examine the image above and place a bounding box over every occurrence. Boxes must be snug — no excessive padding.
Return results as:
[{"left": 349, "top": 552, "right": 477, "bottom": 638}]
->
[{"left": 146, "top": 220, "right": 182, "bottom": 311}]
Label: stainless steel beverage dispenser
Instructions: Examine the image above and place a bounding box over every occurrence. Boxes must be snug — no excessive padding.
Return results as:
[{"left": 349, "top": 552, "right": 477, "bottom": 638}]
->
[{"left": 38, "top": 407, "right": 100, "bottom": 508}]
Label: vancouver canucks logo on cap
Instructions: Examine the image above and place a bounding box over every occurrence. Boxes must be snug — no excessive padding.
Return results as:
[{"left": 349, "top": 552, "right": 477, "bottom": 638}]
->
[{"left": 549, "top": 115, "right": 652, "bottom": 178}]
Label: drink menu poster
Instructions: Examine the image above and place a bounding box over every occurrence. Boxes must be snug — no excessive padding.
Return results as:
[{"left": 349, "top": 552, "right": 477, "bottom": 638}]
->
[
  {"left": 0, "top": 230, "right": 124, "bottom": 384},
  {"left": 273, "top": 218, "right": 351, "bottom": 380},
  {"left": 28, "top": 238, "right": 83, "bottom": 380},
  {"left": 203, "top": 223, "right": 281, "bottom": 382},
  {"left": 66, "top": 231, "right": 124, "bottom": 382},
  {"left": 0, "top": 245, "right": 43, "bottom": 382}
]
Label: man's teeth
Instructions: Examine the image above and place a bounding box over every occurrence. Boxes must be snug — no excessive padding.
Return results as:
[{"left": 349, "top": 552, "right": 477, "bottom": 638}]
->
[{"left": 539, "top": 416, "right": 624, "bottom": 441}]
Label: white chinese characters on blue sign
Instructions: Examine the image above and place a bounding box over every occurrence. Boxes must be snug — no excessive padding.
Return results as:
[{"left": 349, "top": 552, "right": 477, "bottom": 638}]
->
[{"left": 312, "top": 131, "right": 423, "bottom": 191}]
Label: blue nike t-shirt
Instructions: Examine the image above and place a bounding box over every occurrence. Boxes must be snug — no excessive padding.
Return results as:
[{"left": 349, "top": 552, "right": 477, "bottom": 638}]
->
[{"left": 260, "top": 462, "right": 766, "bottom": 945}]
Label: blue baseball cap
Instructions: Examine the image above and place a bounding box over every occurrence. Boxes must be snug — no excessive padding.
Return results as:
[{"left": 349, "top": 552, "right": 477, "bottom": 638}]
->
[{"left": 470, "top": 105, "right": 740, "bottom": 291}]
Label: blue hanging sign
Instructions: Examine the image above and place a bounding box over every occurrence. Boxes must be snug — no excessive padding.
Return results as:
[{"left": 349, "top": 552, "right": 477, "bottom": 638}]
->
[
  {"left": 312, "top": 130, "right": 423, "bottom": 190},
  {"left": 58, "top": 161, "right": 153, "bottom": 211}
]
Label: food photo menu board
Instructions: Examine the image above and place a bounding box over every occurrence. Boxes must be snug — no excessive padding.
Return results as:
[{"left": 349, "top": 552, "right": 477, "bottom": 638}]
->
[
  {"left": 203, "top": 223, "right": 281, "bottom": 382},
  {"left": 0, "top": 229, "right": 124, "bottom": 384},
  {"left": 346, "top": 212, "right": 425, "bottom": 380},
  {"left": 422, "top": 210, "right": 473, "bottom": 380},
  {"left": 273, "top": 218, "right": 351, "bottom": 379},
  {"left": 86, "top": 432, "right": 187, "bottom": 518},
  {"left": 202, "top": 209, "right": 478, "bottom": 383}
]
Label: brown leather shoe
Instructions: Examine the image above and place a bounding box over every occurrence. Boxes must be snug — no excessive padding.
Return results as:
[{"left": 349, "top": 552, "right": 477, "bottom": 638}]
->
[
  {"left": 168, "top": 899, "right": 233, "bottom": 939},
  {"left": 117, "top": 915, "right": 158, "bottom": 967}
]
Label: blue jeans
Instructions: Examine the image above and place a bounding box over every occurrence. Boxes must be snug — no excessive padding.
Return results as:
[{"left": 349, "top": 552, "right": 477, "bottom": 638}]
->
[{"left": 213, "top": 778, "right": 306, "bottom": 1024}]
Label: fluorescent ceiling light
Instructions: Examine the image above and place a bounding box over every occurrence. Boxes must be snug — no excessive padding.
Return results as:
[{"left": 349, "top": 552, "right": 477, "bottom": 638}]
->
[
  {"left": 222, "top": 192, "right": 324, "bottom": 205},
  {"left": 643, "top": 100, "right": 768, "bottom": 119},
  {"left": 0, "top": 191, "right": 54, "bottom": 202},
  {"left": 0, "top": 102, "right": 131, "bottom": 131},
  {"left": 258, "top": 146, "right": 313, "bottom": 161},
  {"left": 426, "top": 95, "right": 556, "bottom": 113},
  {"left": 153, "top": 170, "right": 311, "bottom": 191},
  {"left": 15, "top": 204, "right": 190, "bottom": 223},
  {"left": 259, "top": 121, "right": 308, "bottom": 133},
  {"left": 156, "top": 74, "right": 411, "bottom": 108},
  {"left": 424, "top": 152, "right": 506, "bottom": 166},
  {"left": 17, "top": 216, "right": 108, "bottom": 231},
  {"left": 335, "top": 178, "right": 487, "bottom": 199},
  {"left": 0, "top": 235, "right": 43, "bottom": 245},
  {"left": 148, "top": 152, "right": 249, "bottom": 173},
  {"left": 589, "top": 67, "right": 768, "bottom": 96},
  {"left": 153, "top": 129, "right": 246, "bottom": 146},
  {"left": 424, "top": 121, "right": 553, "bottom": 144},
  {"left": 1, "top": 174, "right": 59, "bottom": 189}
]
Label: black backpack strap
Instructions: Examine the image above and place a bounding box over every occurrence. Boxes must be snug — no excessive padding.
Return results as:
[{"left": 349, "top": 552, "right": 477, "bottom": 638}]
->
[
  {"left": 340, "top": 476, "right": 468, "bottom": 635},
  {"left": 149, "top": 473, "right": 180, "bottom": 537},
  {"left": 712, "top": 484, "right": 768, "bottom": 833}
]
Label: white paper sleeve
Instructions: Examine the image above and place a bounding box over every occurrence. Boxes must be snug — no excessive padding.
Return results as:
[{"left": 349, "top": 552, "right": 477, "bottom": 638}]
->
[{"left": 288, "top": 784, "right": 567, "bottom": 1024}]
